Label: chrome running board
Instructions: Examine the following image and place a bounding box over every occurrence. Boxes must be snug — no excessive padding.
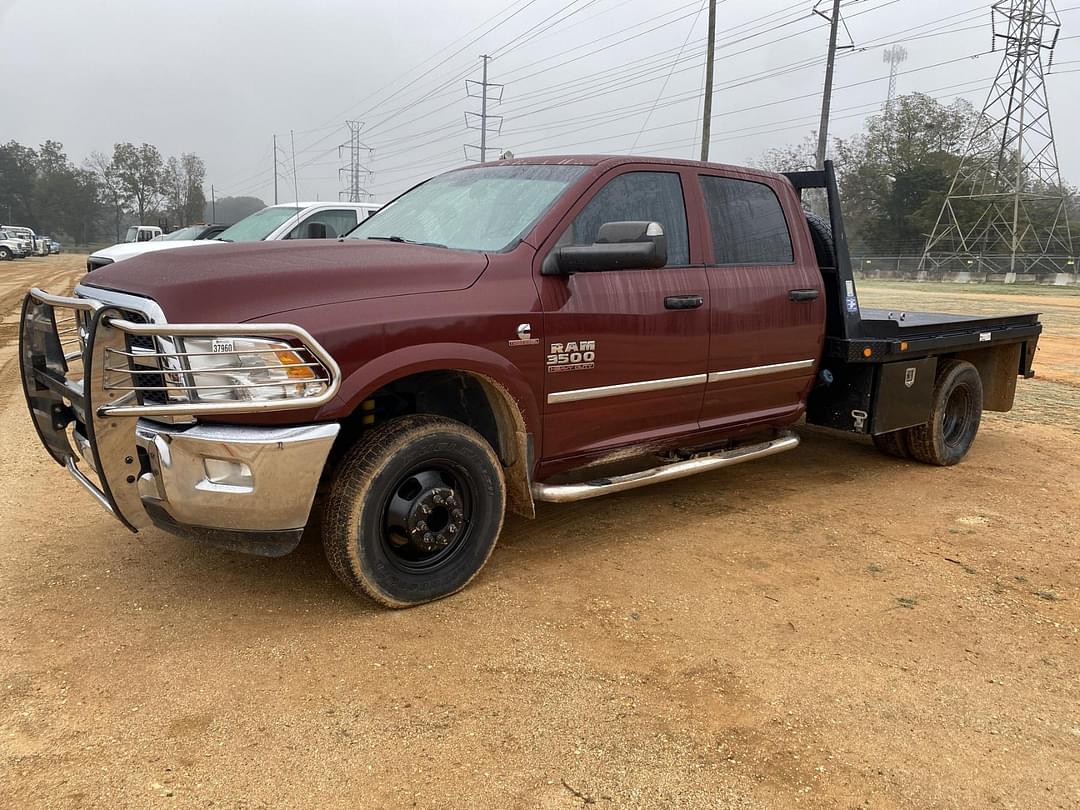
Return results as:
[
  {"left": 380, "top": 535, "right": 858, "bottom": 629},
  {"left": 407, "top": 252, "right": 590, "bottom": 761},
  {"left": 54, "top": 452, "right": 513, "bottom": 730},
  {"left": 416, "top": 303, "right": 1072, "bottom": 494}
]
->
[{"left": 531, "top": 431, "right": 800, "bottom": 503}]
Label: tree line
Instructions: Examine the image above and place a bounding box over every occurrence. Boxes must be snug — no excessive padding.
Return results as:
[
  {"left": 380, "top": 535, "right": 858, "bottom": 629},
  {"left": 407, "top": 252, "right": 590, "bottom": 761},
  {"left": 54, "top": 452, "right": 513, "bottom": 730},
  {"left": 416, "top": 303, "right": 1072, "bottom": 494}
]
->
[
  {"left": 755, "top": 92, "right": 1077, "bottom": 256},
  {"left": 0, "top": 141, "right": 263, "bottom": 245}
]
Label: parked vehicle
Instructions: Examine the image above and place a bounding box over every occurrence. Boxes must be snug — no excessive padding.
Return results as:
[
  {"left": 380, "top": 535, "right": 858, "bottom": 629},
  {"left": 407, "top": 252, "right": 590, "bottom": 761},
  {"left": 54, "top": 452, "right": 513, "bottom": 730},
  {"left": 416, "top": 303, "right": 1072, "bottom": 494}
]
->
[
  {"left": 155, "top": 223, "right": 228, "bottom": 242},
  {"left": 49, "top": 239, "right": 61, "bottom": 254},
  {"left": 125, "top": 225, "right": 163, "bottom": 243},
  {"left": 86, "top": 203, "right": 380, "bottom": 272},
  {"left": 0, "top": 230, "right": 28, "bottom": 260},
  {"left": 2, "top": 225, "right": 41, "bottom": 256},
  {"left": 19, "top": 157, "right": 1042, "bottom": 608}
]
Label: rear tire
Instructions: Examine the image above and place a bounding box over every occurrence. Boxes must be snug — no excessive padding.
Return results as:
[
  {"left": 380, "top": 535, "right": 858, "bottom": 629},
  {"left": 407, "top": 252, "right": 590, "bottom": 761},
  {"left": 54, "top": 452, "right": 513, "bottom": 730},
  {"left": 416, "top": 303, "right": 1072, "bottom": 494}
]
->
[
  {"left": 322, "top": 415, "right": 506, "bottom": 607},
  {"left": 906, "top": 360, "right": 983, "bottom": 466},
  {"left": 0, "top": 247, "right": 11, "bottom": 261},
  {"left": 872, "top": 430, "right": 911, "bottom": 459}
]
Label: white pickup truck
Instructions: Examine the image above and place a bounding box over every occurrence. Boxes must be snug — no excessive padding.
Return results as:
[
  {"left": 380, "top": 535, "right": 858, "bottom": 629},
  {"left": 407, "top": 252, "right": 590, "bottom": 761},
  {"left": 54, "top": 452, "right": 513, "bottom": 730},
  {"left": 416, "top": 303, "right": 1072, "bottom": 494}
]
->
[
  {"left": 0, "top": 230, "right": 30, "bottom": 260},
  {"left": 125, "top": 225, "right": 163, "bottom": 242},
  {"left": 1, "top": 225, "right": 43, "bottom": 256},
  {"left": 86, "top": 202, "right": 381, "bottom": 272}
]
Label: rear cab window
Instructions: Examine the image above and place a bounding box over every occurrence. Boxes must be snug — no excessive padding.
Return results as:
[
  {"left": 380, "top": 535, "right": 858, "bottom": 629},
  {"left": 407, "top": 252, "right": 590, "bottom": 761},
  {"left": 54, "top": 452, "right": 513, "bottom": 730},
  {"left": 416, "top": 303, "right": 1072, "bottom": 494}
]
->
[{"left": 698, "top": 175, "right": 794, "bottom": 265}]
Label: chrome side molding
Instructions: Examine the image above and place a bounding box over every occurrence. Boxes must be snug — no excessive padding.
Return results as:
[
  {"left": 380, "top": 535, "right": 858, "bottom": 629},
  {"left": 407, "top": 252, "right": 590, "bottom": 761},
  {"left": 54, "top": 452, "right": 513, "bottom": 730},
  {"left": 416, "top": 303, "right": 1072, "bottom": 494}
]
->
[
  {"left": 547, "top": 360, "right": 817, "bottom": 405},
  {"left": 548, "top": 373, "right": 706, "bottom": 405},
  {"left": 531, "top": 431, "right": 800, "bottom": 503},
  {"left": 707, "top": 359, "right": 816, "bottom": 383}
]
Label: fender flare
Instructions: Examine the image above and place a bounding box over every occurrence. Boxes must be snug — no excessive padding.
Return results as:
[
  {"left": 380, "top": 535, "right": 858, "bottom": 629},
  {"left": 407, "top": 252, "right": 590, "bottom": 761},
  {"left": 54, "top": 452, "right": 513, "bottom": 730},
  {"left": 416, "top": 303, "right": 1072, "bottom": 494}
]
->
[
  {"left": 320, "top": 343, "right": 541, "bottom": 519},
  {"left": 325, "top": 342, "right": 540, "bottom": 433}
]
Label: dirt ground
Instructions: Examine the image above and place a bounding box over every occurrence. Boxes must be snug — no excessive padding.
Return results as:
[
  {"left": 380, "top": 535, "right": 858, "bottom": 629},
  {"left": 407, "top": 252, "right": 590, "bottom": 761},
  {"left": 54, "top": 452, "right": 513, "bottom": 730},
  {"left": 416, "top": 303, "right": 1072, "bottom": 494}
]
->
[{"left": 1, "top": 255, "right": 1077, "bottom": 809}]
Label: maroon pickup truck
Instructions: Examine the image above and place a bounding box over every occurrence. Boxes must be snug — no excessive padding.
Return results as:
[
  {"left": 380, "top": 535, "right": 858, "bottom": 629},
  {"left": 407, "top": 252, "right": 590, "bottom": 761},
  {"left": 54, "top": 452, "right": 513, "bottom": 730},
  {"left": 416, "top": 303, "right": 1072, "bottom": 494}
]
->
[{"left": 20, "top": 156, "right": 1042, "bottom": 607}]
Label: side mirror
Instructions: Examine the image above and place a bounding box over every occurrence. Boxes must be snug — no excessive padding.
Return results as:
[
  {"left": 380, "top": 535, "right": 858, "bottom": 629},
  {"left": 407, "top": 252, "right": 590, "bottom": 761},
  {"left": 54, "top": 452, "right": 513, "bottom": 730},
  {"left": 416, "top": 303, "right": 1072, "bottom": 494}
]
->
[{"left": 543, "top": 221, "right": 667, "bottom": 275}]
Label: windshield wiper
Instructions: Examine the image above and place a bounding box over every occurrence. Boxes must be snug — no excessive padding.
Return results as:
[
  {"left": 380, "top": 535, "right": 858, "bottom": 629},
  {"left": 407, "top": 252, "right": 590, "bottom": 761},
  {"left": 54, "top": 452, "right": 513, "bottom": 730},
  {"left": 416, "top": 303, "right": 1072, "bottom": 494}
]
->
[{"left": 366, "top": 235, "right": 448, "bottom": 249}]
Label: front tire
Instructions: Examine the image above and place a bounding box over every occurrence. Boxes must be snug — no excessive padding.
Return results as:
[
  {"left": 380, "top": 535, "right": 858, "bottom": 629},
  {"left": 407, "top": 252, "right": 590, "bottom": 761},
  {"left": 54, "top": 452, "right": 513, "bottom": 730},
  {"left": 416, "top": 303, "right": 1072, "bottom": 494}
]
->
[
  {"left": 906, "top": 360, "right": 983, "bottom": 466},
  {"left": 323, "top": 415, "right": 506, "bottom": 607},
  {"left": 0, "top": 247, "right": 11, "bottom": 261}
]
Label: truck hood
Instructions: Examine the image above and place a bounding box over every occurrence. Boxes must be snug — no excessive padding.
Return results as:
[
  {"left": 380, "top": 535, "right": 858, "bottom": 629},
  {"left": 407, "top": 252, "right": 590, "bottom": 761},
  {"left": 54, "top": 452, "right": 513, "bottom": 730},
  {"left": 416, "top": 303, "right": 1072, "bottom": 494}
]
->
[
  {"left": 81, "top": 239, "right": 490, "bottom": 322},
  {"left": 89, "top": 239, "right": 227, "bottom": 263}
]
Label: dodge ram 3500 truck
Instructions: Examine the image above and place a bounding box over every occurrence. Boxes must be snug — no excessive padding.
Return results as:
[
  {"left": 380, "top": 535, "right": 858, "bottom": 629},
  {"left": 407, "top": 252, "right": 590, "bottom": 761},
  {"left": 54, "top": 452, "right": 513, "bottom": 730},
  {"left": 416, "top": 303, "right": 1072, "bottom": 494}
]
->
[{"left": 20, "top": 157, "right": 1043, "bottom": 607}]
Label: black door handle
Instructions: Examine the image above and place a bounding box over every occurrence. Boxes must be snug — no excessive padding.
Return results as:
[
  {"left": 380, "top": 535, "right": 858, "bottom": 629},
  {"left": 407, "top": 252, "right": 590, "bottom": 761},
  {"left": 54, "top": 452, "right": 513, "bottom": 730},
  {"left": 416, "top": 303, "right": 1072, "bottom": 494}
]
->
[
  {"left": 789, "top": 289, "right": 820, "bottom": 302},
  {"left": 665, "top": 294, "right": 704, "bottom": 310}
]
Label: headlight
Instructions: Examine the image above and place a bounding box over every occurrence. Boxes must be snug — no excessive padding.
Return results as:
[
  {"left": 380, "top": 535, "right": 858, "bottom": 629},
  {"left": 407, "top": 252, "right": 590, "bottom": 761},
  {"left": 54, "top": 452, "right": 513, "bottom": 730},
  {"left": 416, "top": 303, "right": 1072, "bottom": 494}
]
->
[{"left": 180, "top": 336, "right": 327, "bottom": 403}]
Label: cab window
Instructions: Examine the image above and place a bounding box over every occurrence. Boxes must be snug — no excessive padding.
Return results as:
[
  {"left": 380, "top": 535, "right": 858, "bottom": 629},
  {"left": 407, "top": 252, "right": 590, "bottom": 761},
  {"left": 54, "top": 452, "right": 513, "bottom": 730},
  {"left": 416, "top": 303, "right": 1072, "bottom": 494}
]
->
[
  {"left": 287, "top": 209, "right": 358, "bottom": 239},
  {"left": 698, "top": 175, "right": 794, "bottom": 265},
  {"left": 561, "top": 171, "right": 689, "bottom": 266}
]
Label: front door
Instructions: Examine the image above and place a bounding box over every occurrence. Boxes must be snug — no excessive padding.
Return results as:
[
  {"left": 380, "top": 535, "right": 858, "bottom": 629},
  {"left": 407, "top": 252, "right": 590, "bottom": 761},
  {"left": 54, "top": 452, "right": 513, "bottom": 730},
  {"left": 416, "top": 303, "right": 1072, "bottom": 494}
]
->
[
  {"left": 536, "top": 168, "right": 710, "bottom": 461},
  {"left": 696, "top": 171, "right": 825, "bottom": 430}
]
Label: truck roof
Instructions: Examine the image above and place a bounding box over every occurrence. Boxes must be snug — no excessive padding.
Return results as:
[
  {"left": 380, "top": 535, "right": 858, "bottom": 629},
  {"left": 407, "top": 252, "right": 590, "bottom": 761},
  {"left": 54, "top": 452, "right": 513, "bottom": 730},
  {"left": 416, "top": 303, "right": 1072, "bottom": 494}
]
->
[
  {"left": 471, "top": 154, "right": 789, "bottom": 181},
  {"left": 268, "top": 201, "right": 380, "bottom": 210}
]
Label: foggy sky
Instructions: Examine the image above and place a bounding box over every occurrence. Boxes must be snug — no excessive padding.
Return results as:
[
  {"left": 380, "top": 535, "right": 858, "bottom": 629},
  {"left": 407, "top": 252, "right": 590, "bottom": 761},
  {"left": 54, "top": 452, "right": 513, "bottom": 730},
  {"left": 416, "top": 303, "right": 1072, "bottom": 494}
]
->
[{"left": 3, "top": 0, "right": 1079, "bottom": 205}]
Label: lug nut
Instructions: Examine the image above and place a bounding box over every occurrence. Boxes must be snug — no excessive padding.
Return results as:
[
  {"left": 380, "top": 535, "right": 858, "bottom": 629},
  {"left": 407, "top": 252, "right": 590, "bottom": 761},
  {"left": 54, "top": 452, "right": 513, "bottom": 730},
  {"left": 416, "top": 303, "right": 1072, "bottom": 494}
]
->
[{"left": 416, "top": 520, "right": 427, "bottom": 532}]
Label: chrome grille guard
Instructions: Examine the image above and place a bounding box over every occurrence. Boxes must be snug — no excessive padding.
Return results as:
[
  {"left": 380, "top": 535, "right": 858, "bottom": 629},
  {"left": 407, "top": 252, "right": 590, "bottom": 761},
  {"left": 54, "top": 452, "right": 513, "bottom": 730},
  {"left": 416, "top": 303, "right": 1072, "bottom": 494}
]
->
[
  {"left": 19, "top": 286, "right": 342, "bottom": 531},
  {"left": 24, "top": 287, "right": 341, "bottom": 418}
]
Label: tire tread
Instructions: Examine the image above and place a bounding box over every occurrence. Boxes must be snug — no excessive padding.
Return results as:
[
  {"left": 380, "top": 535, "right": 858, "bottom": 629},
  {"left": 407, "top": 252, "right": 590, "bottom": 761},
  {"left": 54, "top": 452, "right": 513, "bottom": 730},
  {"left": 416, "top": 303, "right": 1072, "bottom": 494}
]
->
[{"left": 322, "top": 415, "right": 504, "bottom": 607}]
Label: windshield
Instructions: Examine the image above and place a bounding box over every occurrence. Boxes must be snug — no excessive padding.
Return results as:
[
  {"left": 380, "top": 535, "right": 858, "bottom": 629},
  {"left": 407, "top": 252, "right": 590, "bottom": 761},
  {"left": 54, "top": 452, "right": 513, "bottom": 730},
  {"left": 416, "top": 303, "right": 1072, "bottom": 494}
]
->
[
  {"left": 347, "top": 164, "right": 588, "bottom": 252},
  {"left": 124, "top": 226, "right": 139, "bottom": 242},
  {"left": 157, "top": 225, "right": 204, "bottom": 241},
  {"left": 216, "top": 207, "right": 301, "bottom": 242}
]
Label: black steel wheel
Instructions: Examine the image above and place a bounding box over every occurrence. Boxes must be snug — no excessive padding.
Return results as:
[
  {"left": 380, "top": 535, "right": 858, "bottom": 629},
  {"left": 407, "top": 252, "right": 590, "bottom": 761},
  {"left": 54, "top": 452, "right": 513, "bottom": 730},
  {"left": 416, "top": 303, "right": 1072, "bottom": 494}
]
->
[
  {"left": 323, "top": 415, "right": 505, "bottom": 607},
  {"left": 906, "top": 359, "right": 983, "bottom": 466}
]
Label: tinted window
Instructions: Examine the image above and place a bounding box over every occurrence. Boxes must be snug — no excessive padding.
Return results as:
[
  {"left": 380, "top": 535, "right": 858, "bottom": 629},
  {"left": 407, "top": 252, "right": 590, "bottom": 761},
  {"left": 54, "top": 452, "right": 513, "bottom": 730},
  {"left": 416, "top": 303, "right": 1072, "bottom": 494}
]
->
[
  {"left": 565, "top": 171, "right": 689, "bottom": 266},
  {"left": 699, "top": 176, "right": 793, "bottom": 265},
  {"left": 288, "top": 209, "right": 357, "bottom": 239}
]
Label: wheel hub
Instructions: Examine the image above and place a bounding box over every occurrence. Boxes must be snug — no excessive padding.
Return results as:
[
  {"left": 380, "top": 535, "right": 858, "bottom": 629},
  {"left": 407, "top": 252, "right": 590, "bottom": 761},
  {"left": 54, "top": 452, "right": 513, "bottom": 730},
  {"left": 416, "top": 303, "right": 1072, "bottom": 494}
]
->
[{"left": 386, "top": 469, "right": 467, "bottom": 555}]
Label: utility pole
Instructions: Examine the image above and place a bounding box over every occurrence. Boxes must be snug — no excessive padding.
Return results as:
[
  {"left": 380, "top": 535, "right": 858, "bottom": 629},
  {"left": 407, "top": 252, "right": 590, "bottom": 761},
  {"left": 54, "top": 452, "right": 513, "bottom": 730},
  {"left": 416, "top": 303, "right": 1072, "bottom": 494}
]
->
[
  {"left": 273, "top": 134, "right": 278, "bottom": 205},
  {"left": 480, "top": 55, "right": 490, "bottom": 162},
  {"left": 699, "top": 0, "right": 717, "bottom": 162},
  {"left": 816, "top": 0, "right": 842, "bottom": 168},
  {"left": 338, "top": 120, "right": 372, "bottom": 202},
  {"left": 465, "top": 55, "right": 504, "bottom": 162},
  {"left": 211, "top": 185, "right": 216, "bottom": 223},
  {"left": 815, "top": 0, "right": 843, "bottom": 169}
]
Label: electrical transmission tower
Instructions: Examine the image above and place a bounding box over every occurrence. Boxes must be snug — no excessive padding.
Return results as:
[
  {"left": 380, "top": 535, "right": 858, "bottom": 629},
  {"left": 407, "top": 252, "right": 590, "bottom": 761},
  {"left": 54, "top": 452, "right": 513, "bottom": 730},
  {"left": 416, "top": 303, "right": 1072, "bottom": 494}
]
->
[
  {"left": 464, "top": 55, "right": 504, "bottom": 163},
  {"left": 921, "top": 1, "right": 1073, "bottom": 275},
  {"left": 338, "top": 120, "right": 374, "bottom": 202},
  {"left": 882, "top": 45, "right": 908, "bottom": 118}
]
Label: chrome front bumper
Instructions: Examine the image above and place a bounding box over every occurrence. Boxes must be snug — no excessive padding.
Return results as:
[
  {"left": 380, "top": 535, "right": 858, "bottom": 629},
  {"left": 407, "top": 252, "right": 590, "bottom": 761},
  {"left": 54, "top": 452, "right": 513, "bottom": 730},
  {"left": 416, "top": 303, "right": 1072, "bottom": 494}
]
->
[
  {"left": 19, "top": 286, "right": 342, "bottom": 556},
  {"left": 134, "top": 420, "right": 338, "bottom": 530}
]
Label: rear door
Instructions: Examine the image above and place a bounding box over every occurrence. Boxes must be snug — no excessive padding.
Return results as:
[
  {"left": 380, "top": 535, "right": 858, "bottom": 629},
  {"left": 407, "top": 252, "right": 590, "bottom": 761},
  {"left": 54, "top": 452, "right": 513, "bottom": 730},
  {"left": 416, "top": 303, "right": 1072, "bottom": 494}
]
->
[
  {"left": 536, "top": 167, "right": 710, "bottom": 461},
  {"left": 696, "top": 171, "right": 825, "bottom": 429}
]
